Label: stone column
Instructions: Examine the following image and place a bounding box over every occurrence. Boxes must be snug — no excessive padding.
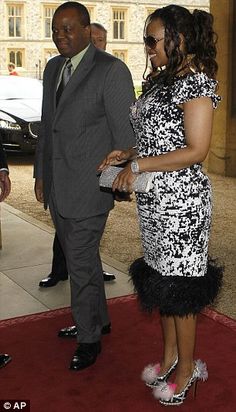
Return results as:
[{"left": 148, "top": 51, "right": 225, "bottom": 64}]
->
[{"left": 208, "top": 0, "right": 236, "bottom": 176}]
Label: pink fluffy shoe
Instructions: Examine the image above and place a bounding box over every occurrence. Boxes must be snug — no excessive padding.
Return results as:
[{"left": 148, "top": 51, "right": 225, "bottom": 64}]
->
[
  {"left": 141, "top": 357, "right": 178, "bottom": 388},
  {"left": 153, "top": 359, "right": 208, "bottom": 406}
]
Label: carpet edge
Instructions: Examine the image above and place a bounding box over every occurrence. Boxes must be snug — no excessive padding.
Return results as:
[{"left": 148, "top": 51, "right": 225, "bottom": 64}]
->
[
  {"left": 0, "top": 294, "right": 137, "bottom": 328},
  {"left": 1, "top": 295, "right": 235, "bottom": 333}
]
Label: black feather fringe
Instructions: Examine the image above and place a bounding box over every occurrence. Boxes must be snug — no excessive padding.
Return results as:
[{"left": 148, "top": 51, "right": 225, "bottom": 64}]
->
[{"left": 129, "top": 257, "right": 223, "bottom": 317}]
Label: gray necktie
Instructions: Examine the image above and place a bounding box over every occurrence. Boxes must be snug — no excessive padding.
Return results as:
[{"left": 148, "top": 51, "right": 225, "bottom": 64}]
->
[{"left": 56, "top": 59, "right": 73, "bottom": 105}]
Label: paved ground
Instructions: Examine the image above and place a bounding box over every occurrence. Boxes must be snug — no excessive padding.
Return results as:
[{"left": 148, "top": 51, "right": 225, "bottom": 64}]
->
[
  {"left": 4, "top": 154, "right": 236, "bottom": 319},
  {"left": 0, "top": 201, "right": 133, "bottom": 321}
]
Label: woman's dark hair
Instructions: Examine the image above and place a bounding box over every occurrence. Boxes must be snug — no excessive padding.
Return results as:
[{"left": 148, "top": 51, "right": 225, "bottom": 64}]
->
[
  {"left": 54, "top": 1, "right": 90, "bottom": 27},
  {"left": 143, "top": 5, "right": 218, "bottom": 85}
]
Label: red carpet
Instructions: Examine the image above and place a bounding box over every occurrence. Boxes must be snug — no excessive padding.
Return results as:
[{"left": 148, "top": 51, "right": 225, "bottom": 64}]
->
[{"left": 0, "top": 295, "right": 235, "bottom": 412}]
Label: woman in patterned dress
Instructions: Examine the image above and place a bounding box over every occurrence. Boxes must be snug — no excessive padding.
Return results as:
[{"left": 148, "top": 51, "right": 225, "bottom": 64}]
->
[{"left": 99, "top": 5, "right": 223, "bottom": 406}]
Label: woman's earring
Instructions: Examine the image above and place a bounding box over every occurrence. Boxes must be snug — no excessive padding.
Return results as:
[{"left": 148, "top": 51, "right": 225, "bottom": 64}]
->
[{"left": 186, "top": 54, "right": 196, "bottom": 73}]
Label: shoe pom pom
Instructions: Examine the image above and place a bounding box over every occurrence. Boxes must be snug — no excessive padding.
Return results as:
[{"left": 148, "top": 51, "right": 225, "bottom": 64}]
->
[
  {"left": 153, "top": 382, "right": 177, "bottom": 401},
  {"left": 196, "top": 359, "right": 208, "bottom": 382},
  {"left": 141, "top": 363, "right": 160, "bottom": 383}
]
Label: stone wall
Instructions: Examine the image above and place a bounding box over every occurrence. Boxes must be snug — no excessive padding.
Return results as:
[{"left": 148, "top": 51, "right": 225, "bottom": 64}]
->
[{"left": 0, "top": 0, "right": 209, "bottom": 83}]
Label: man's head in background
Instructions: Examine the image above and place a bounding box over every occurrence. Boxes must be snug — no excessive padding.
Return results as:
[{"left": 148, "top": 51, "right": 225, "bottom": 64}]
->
[{"left": 91, "top": 23, "right": 107, "bottom": 51}]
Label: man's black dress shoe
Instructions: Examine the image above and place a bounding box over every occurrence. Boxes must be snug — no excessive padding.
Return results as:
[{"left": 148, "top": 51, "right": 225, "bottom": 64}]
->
[
  {"left": 70, "top": 342, "right": 101, "bottom": 370},
  {"left": 0, "top": 354, "right": 12, "bottom": 368},
  {"left": 103, "top": 271, "right": 116, "bottom": 281},
  {"left": 58, "top": 323, "right": 111, "bottom": 338},
  {"left": 39, "top": 273, "right": 68, "bottom": 288}
]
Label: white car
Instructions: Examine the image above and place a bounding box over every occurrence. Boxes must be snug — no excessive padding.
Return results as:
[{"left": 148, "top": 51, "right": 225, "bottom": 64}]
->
[{"left": 0, "top": 76, "right": 42, "bottom": 153}]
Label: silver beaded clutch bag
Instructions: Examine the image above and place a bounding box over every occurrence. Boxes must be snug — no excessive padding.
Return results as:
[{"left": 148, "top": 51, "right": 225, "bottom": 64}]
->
[{"left": 99, "top": 166, "right": 154, "bottom": 193}]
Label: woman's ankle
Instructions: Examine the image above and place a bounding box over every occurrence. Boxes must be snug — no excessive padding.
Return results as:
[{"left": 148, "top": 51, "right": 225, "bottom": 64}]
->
[{"left": 160, "top": 352, "right": 178, "bottom": 373}]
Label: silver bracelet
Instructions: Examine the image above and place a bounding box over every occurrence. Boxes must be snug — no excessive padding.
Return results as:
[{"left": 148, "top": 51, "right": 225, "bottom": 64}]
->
[{"left": 130, "top": 159, "right": 140, "bottom": 174}]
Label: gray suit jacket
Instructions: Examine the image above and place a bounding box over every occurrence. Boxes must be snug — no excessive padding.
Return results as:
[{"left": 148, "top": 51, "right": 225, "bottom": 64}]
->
[{"left": 34, "top": 44, "right": 136, "bottom": 219}]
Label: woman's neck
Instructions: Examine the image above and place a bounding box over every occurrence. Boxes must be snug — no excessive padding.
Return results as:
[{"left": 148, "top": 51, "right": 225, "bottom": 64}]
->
[{"left": 176, "top": 55, "right": 197, "bottom": 77}]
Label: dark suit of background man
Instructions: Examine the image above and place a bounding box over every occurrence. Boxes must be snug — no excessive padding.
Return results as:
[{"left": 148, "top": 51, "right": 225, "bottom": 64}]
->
[
  {"left": 0, "top": 142, "right": 12, "bottom": 369},
  {"left": 39, "top": 21, "right": 116, "bottom": 289},
  {"left": 34, "top": 1, "right": 135, "bottom": 371}
]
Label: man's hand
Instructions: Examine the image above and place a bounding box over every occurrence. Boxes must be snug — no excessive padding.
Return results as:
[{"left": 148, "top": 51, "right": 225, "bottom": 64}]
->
[
  {"left": 34, "top": 178, "right": 44, "bottom": 203},
  {"left": 0, "top": 171, "right": 11, "bottom": 202}
]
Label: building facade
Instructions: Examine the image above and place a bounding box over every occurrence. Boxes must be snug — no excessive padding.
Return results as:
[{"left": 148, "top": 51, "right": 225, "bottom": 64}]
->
[{"left": 0, "top": 0, "right": 209, "bottom": 84}]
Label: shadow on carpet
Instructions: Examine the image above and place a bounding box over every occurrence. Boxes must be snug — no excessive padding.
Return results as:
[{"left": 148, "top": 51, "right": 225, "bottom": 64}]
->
[{"left": 0, "top": 295, "right": 235, "bottom": 412}]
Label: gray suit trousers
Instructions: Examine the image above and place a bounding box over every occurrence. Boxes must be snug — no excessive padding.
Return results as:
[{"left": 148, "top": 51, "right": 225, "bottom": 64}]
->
[{"left": 49, "top": 187, "right": 110, "bottom": 343}]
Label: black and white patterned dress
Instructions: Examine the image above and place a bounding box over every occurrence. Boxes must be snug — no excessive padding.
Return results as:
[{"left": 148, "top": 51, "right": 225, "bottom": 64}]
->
[{"left": 129, "top": 72, "right": 223, "bottom": 316}]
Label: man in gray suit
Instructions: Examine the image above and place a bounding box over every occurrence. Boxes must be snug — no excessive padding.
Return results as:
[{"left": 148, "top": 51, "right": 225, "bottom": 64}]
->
[
  {"left": 38, "top": 22, "right": 115, "bottom": 289},
  {"left": 34, "top": 1, "right": 135, "bottom": 371}
]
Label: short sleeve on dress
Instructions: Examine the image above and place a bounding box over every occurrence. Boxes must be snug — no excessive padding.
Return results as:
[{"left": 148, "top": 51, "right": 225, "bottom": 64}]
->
[{"left": 172, "top": 72, "right": 221, "bottom": 109}]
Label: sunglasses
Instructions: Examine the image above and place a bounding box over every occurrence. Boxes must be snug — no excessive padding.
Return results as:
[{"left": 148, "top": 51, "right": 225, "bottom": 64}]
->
[{"left": 143, "top": 35, "right": 164, "bottom": 49}]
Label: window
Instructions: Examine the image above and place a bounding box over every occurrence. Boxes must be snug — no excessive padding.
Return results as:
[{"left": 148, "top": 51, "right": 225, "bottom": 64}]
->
[
  {"left": 147, "top": 8, "right": 157, "bottom": 17},
  {"left": 8, "top": 49, "right": 24, "bottom": 67},
  {"left": 43, "top": 5, "right": 93, "bottom": 38},
  {"left": 113, "top": 50, "right": 127, "bottom": 63},
  {"left": 113, "top": 9, "right": 126, "bottom": 40},
  {"left": 44, "top": 49, "right": 58, "bottom": 66},
  {"left": 44, "top": 6, "right": 57, "bottom": 38},
  {"left": 86, "top": 6, "right": 94, "bottom": 21},
  {"left": 8, "top": 4, "right": 23, "bottom": 37}
]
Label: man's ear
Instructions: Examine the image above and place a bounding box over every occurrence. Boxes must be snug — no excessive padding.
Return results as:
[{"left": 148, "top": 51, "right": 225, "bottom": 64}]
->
[{"left": 85, "top": 25, "right": 91, "bottom": 37}]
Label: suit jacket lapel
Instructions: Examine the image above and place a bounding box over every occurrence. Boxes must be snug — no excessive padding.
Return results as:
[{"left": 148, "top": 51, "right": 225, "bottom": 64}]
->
[
  {"left": 55, "top": 44, "right": 96, "bottom": 114},
  {"left": 52, "top": 57, "right": 66, "bottom": 111}
]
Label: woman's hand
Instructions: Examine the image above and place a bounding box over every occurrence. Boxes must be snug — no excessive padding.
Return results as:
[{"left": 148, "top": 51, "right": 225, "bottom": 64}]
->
[
  {"left": 112, "top": 164, "right": 136, "bottom": 193},
  {"left": 98, "top": 148, "right": 135, "bottom": 171}
]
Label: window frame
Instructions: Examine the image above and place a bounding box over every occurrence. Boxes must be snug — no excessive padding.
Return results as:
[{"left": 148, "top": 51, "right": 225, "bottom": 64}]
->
[
  {"left": 146, "top": 8, "right": 157, "bottom": 17},
  {"left": 42, "top": 3, "right": 94, "bottom": 39},
  {"left": 85, "top": 4, "right": 94, "bottom": 21},
  {"left": 43, "top": 48, "right": 58, "bottom": 66},
  {"left": 8, "top": 48, "right": 25, "bottom": 67},
  {"left": 112, "top": 49, "right": 127, "bottom": 64},
  {"left": 6, "top": 2, "right": 24, "bottom": 38},
  {"left": 43, "top": 4, "right": 59, "bottom": 39},
  {"left": 112, "top": 8, "right": 127, "bottom": 41}
]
